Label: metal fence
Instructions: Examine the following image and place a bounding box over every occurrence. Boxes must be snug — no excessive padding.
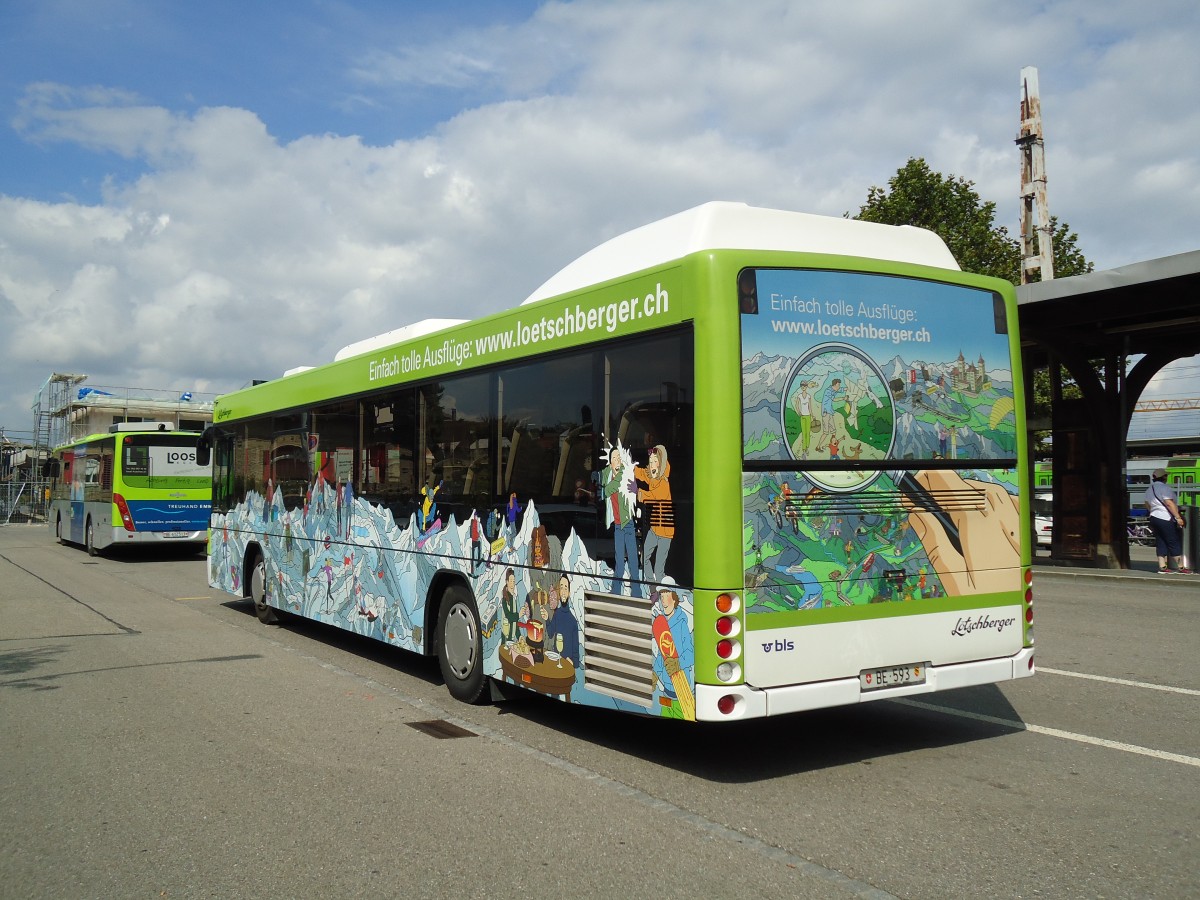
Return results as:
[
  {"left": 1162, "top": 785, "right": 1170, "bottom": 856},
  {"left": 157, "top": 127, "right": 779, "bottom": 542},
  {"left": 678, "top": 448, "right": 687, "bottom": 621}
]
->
[{"left": 1, "top": 478, "right": 47, "bottom": 525}]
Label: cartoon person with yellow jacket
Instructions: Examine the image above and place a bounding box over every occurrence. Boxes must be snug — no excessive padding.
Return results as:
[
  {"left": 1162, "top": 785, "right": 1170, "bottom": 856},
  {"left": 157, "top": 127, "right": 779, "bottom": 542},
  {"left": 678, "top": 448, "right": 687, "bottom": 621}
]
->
[{"left": 635, "top": 444, "right": 674, "bottom": 588}]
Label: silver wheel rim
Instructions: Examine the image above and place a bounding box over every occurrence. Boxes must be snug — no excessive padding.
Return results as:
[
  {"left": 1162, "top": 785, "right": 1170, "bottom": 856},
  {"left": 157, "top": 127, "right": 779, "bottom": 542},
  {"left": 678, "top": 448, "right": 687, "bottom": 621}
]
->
[
  {"left": 444, "top": 603, "right": 476, "bottom": 679},
  {"left": 251, "top": 559, "right": 267, "bottom": 611}
]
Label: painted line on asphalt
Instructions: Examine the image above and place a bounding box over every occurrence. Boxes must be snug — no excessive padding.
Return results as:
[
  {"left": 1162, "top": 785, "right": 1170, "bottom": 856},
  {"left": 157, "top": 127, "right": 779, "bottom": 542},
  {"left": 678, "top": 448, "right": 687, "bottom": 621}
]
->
[
  {"left": 1039, "top": 666, "right": 1200, "bottom": 696},
  {"left": 896, "top": 698, "right": 1200, "bottom": 768}
]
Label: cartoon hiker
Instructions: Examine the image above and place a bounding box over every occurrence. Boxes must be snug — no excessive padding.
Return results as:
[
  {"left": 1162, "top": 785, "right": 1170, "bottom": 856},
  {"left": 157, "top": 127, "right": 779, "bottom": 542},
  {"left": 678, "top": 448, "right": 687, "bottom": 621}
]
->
[
  {"left": 634, "top": 444, "right": 674, "bottom": 586},
  {"left": 652, "top": 590, "right": 695, "bottom": 720},
  {"left": 792, "top": 380, "right": 814, "bottom": 458},
  {"left": 814, "top": 377, "right": 845, "bottom": 452},
  {"left": 504, "top": 491, "right": 522, "bottom": 541},
  {"left": 469, "top": 510, "right": 484, "bottom": 573},
  {"left": 342, "top": 479, "right": 354, "bottom": 537},
  {"left": 602, "top": 441, "right": 643, "bottom": 598}
]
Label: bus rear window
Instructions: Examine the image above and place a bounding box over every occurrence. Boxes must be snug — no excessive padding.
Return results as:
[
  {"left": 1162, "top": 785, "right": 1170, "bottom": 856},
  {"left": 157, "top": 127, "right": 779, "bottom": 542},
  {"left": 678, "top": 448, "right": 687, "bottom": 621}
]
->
[
  {"left": 121, "top": 435, "right": 209, "bottom": 487},
  {"left": 740, "top": 268, "right": 1016, "bottom": 469}
]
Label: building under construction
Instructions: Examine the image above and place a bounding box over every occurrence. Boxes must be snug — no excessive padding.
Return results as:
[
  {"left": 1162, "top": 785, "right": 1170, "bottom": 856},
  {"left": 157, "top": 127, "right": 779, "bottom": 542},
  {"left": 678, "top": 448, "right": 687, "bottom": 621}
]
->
[{"left": 0, "top": 373, "right": 214, "bottom": 525}]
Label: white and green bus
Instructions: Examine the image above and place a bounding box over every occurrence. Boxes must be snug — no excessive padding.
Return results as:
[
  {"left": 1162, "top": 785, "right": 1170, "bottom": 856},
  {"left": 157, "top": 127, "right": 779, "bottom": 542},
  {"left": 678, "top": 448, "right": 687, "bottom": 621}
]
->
[
  {"left": 200, "top": 202, "right": 1034, "bottom": 721},
  {"left": 48, "top": 423, "right": 212, "bottom": 555}
]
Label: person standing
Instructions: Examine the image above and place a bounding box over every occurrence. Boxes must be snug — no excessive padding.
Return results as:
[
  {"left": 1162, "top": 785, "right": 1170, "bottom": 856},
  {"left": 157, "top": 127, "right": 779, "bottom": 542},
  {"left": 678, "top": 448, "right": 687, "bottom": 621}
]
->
[
  {"left": 634, "top": 445, "right": 674, "bottom": 587},
  {"left": 1144, "top": 468, "right": 1190, "bottom": 574},
  {"left": 602, "top": 444, "right": 643, "bottom": 597}
]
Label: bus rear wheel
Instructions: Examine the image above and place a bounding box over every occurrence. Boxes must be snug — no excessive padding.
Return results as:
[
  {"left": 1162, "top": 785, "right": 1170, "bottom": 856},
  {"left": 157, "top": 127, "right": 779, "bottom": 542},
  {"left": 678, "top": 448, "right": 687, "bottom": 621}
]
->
[
  {"left": 437, "top": 585, "right": 486, "bottom": 704},
  {"left": 247, "top": 549, "right": 278, "bottom": 625},
  {"left": 85, "top": 520, "right": 98, "bottom": 556},
  {"left": 56, "top": 517, "right": 64, "bottom": 545}
]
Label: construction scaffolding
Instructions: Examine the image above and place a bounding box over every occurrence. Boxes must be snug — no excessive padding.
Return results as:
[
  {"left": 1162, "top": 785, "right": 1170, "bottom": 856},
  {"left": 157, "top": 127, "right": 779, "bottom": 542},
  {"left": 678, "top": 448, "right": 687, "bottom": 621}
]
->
[{"left": 1, "top": 373, "right": 216, "bottom": 526}]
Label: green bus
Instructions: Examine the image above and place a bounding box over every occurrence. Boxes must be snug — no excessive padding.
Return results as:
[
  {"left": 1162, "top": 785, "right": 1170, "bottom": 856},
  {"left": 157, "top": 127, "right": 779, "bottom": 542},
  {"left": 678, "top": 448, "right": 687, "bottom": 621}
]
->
[
  {"left": 1034, "top": 461, "right": 1052, "bottom": 489},
  {"left": 48, "top": 424, "right": 212, "bottom": 555},
  {"left": 1166, "top": 456, "right": 1200, "bottom": 508},
  {"left": 200, "top": 202, "right": 1034, "bottom": 721}
]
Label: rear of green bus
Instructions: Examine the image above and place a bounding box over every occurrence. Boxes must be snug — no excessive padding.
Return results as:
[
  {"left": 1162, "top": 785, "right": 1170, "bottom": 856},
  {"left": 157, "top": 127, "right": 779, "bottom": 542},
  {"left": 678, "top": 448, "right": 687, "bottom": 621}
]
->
[
  {"left": 692, "top": 244, "right": 1034, "bottom": 720},
  {"left": 112, "top": 430, "right": 211, "bottom": 547}
]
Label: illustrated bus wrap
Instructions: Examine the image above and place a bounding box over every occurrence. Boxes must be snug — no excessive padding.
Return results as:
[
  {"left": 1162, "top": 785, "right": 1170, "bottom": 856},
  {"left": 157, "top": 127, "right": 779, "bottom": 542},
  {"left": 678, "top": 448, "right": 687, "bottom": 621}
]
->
[
  {"left": 201, "top": 202, "right": 1035, "bottom": 722},
  {"left": 49, "top": 424, "right": 212, "bottom": 554}
]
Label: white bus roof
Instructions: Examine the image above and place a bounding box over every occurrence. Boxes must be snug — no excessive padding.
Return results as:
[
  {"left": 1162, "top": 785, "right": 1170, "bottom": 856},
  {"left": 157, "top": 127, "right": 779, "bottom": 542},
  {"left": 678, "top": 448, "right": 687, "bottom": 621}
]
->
[
  {"left": 334, "top": 318, "right": 468, "bottom": 362},
  {"left": 523, "top": 201, "right": 960, "bottom": 305}
]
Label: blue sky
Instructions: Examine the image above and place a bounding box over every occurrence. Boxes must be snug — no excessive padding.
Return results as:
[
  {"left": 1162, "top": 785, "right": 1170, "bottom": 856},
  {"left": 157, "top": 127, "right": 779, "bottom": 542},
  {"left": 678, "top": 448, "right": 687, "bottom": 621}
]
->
[{"left": 1, "top": 0, "right": 1197, "bottom": 441}]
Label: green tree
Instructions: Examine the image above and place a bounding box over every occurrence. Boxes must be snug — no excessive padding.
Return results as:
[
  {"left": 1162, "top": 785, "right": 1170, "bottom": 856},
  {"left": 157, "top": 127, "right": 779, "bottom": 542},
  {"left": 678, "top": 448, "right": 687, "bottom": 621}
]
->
[
  {"left": 851, "top": 157, "right": 1093, "bottom": 285},
  {"left": 1044, "top": 216, "right": 1094, "bottom": 282},
  {"left": 852, "top": 157, "right": 1095, "bottom": 455}
]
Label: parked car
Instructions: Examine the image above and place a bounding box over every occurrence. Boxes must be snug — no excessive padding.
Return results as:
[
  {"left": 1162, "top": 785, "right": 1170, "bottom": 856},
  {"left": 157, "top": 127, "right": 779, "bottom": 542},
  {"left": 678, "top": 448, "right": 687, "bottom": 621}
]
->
[{"left": 1033, "top": 491, "right": 1053, "bottom": 548}]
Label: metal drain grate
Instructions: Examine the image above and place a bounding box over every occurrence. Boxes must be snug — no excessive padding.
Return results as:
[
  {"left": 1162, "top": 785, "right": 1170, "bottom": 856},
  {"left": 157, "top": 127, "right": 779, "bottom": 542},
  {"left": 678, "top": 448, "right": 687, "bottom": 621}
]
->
[{"left": 406, "top": 719, "right": 477, "bottom": 739}]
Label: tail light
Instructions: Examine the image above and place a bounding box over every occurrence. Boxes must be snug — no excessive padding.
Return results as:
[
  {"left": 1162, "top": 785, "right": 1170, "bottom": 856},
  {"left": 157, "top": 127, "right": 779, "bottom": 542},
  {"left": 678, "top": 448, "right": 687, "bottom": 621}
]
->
[
  {"left": 114, "top": 493, "right": 135, "bottom": 532},
  {"left": 714, "top": 593, "right": 743, "bottom": 685}
]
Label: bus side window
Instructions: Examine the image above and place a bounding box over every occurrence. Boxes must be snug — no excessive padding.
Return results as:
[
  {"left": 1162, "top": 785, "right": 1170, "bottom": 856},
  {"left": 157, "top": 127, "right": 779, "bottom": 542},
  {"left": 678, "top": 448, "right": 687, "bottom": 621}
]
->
[
  {"left": 423, "top": 374, "right": 493, "bottom": 524},
  {"left": 362, "top": 389, "right": 418, "bottom": 523},
  {"left": 604, "top": 330, "right": 694, "bottom": 587}
]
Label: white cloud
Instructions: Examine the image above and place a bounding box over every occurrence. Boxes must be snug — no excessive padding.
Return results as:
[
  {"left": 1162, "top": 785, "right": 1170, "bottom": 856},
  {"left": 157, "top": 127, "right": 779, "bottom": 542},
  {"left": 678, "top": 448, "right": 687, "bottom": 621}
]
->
[{"left": 0, "top": 0, "right": 1197, "bottom": 435}]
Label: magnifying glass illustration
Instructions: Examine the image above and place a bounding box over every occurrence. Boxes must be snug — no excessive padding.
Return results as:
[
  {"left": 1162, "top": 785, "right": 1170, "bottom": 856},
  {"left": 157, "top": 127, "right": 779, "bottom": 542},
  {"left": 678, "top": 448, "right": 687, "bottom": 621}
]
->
[{"left": 781, "top": 343, "right": 963, "bottom": 555}]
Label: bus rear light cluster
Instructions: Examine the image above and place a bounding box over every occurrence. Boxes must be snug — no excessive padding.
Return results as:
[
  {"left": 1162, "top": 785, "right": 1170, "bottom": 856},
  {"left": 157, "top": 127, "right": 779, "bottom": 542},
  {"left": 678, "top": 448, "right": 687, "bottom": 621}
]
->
[
  {"left": 713, "top": 593, "right": 744, "bottom": 686},
  {"left": 113, "top": 493, "right": 135, "bottom": 532},
  {"left": 1023, "top": 567, "right": 1034, "bottom": 645},
  {"left": 716, "top": 694, "right": 739, "bottom": 716}
]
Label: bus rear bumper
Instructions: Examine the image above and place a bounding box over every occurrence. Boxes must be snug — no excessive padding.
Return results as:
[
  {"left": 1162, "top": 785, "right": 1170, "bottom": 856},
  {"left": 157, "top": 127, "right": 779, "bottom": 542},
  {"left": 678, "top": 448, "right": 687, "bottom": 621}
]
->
[
  {"left": 114, "top": 529, "right": 207, "bottom": 545},
  {"left": 695, "top": 647, "right": 1036, "bottom": 721}
]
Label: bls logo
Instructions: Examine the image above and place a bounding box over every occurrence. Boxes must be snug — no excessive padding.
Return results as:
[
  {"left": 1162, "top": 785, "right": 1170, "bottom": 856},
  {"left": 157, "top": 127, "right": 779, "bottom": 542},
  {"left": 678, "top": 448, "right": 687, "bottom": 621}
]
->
[{"left": 761, "top": 639, "right": 795, "bottom": 653}]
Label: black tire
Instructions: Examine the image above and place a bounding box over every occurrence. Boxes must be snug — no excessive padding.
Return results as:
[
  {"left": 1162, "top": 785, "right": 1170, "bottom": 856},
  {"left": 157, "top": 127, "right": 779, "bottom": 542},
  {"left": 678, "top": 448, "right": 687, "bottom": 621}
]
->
[
  {"left": 437, "top": 585, "right": 486, "bottom": 704},
  {"left": 247, "top": 549, "right": 278, "bottom": 624},
  {"left": 56, "top": 517, "right": 64, "bottom": 545},
  {"left": 85, "top": 520, "right": 98, "bottom": 556}
]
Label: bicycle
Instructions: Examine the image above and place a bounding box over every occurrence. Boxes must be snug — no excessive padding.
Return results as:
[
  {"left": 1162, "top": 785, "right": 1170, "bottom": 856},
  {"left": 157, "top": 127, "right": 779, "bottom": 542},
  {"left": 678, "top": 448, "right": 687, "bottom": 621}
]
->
[{"left": 1127, "top": 519, "right": 1155, "bottom": 546}]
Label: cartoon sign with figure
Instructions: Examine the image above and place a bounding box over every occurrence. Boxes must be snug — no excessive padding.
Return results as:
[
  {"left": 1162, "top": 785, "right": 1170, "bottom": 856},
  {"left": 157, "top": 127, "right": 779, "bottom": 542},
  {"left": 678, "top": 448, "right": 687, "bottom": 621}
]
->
[{"left": 740, "top": 267, "right": 1020, "bottom": 613}]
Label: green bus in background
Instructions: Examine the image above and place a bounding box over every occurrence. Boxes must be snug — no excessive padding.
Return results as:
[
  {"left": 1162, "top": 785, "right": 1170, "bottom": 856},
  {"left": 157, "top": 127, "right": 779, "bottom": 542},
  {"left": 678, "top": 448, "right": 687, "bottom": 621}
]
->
[
  {"left": 1167, "top": 456, "right": 1200, "bottom": 508},
  {"left": 199, "top": 202, "right": 1034, "bottom": 722},
  {"left": 48, "top": 424, "right": 211, "bottom": 555}
]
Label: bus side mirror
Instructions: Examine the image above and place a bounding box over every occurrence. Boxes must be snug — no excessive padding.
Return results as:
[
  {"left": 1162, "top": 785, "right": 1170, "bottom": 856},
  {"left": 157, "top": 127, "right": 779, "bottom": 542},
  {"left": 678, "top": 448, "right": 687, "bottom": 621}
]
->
[{"left": 196, "top": 431, "right": 212, "bottom": 467}]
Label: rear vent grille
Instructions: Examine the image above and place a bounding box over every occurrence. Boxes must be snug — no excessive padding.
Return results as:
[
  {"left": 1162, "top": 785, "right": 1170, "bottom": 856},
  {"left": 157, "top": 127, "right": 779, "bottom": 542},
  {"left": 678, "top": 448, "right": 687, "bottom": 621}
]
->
[{"left": 583, "top": 592, "right": 655, "bottom": 706}]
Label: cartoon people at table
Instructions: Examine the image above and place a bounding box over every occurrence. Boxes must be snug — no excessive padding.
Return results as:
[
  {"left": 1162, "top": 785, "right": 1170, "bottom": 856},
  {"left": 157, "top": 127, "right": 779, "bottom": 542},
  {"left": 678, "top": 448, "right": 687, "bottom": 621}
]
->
[
  {"left": 602, "top": 441, "right": 642, "bottom": 597},
  {"left": 500, "top": 567, "right": 521, "bottom": 641},
  {"left": 545, "top": 574, "right": 581, "bottom": 668},
  {"left": 634, "top": 444, "right": 674, "bottom": 587}
]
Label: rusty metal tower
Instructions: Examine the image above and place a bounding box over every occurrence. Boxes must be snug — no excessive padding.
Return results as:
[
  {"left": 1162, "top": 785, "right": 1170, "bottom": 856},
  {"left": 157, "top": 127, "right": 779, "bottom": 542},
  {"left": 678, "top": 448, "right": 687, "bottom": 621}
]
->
[{"left": 1017, "top": 66, "right": 1053, "bottom": 284}]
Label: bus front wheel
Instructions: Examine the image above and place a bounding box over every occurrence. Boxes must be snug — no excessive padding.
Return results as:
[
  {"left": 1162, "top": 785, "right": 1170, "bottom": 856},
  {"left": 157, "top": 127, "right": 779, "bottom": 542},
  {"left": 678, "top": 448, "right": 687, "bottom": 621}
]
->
[
  {"left": 56, "top": 517, "right": 64, "bottom": 545},
  {"left": 437, "top": 585, "right": 486, "bottom": 704},
  {"left": 247, "top": 550, "right": 278, "bottom": 625},
  {"left": 85, "top": 520, "right": 97, "bottom": 557}
]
